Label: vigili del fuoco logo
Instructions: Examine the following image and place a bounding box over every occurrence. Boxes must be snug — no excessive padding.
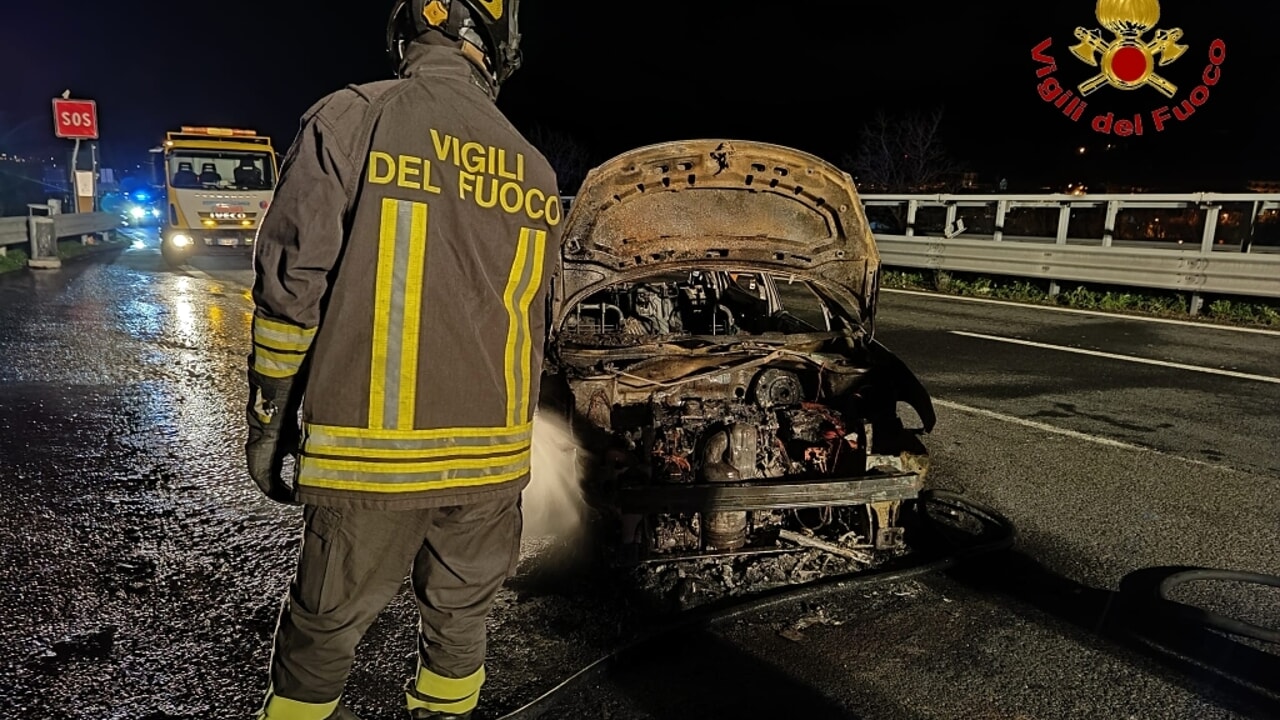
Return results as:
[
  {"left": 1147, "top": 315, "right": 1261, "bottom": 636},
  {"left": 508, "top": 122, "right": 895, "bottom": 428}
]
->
[{"left": 1031, "top": 0, "right": 1225, "bottom": 136}]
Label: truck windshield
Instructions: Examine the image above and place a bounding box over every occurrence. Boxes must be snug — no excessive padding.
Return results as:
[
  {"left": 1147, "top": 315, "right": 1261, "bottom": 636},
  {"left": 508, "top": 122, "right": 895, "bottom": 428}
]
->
[{"left": 168, "top": 150, "right": 275, "bottom": 191}]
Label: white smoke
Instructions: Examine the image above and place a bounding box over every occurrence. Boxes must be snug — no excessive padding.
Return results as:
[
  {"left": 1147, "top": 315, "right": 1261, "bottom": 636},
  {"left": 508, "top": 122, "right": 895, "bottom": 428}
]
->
[{"left": 524, "top": 410, "right": 589, "bottom": 543}]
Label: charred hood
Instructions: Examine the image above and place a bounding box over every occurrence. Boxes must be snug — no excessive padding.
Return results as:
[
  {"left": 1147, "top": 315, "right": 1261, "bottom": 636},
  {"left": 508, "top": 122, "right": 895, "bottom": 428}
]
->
[{"left": 553, "top": 140, "right": 881, "bottom": 327}]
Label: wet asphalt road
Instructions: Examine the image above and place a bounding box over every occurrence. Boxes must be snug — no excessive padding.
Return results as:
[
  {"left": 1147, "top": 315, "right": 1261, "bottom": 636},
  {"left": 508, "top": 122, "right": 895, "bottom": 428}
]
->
[{"left": 0, "top": 231, "right": 1276, "bottom": 719}]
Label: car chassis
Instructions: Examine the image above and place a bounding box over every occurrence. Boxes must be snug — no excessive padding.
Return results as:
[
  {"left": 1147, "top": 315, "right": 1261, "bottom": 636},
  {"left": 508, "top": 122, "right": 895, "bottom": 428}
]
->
[{"left": 541, "top": 140, "right": 935, "bottom": 563}]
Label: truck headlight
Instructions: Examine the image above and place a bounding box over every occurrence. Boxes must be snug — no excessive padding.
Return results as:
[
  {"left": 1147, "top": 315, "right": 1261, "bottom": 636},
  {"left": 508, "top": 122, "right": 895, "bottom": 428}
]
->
[
  {"left": 171, "top": 234, "right": 192, "bottom": 247},
  {"left": 129, "top": 206, "right": 145, "bottom": 219}
]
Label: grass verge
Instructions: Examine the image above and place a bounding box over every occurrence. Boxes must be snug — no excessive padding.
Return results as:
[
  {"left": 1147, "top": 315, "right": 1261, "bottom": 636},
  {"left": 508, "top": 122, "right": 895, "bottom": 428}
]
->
[
  {"left": 0, "top": 236, "right": 130, "bottom": 275},
  {"left": 881, "top": 269, "right": 1280, "bottom": 329}
]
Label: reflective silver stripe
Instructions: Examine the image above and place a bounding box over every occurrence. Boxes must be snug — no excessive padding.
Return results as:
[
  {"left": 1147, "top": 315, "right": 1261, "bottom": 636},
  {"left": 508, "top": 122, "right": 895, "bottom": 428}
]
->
[
  {"left": 304, "top": 423, "right": 532, "bottom": 451},
  {"left": 370, "top": 199, "right": 429, "bottom": 430},
  {"left": 251, "top": 316, "right": 314, "bottom": 378},
  {"left": 252, "top": 317, "right": 315, "bottom": 353},
  {"left": 296, "top": 450, "right": 531, "bottom": 492},
  {"left": 255, "top": 346, "right": 309, "bottom": 378},
  {"left": 381, "top": 200, "right": 414, "bottom": 429}
]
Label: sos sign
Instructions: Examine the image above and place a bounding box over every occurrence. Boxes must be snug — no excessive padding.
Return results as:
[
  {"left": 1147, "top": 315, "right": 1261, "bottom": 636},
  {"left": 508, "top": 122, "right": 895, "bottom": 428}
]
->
[{"left": 52, "top": 99, "right": 99, "bottom": 139}]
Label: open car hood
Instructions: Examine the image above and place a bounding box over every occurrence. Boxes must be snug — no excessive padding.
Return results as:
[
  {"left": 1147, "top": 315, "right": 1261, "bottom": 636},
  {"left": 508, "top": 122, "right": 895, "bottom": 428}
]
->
[{"left": 552, "top": 140, "right": 881, "bottom": 328}]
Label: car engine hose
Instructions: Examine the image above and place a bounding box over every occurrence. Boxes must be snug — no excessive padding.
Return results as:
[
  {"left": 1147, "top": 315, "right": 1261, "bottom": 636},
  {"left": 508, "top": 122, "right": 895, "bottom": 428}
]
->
[
  {"left": 495, "top": 489, "right": 1015, "bottom": 720},
  {"left": 1156, "top": 569, "right": 1280, "bottom": 644}
]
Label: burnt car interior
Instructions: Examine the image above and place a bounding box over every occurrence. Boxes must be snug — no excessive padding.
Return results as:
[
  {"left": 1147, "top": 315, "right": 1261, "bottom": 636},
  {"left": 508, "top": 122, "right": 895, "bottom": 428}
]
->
[
  {"left": 548, "top": 268, "right": 931, "bottom": 564},
  {"left": 561, "top": 269, "right": 832, "bottom": 339}
]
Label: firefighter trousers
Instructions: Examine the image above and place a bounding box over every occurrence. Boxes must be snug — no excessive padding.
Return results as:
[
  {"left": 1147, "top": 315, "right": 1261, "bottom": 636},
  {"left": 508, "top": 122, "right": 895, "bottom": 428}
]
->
[{"left": 259, "top": 495, "right": 522, "bottom": 718}]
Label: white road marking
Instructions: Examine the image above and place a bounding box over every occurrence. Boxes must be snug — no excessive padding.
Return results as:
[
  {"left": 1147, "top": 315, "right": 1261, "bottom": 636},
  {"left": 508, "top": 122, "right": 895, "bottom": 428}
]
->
[
  {"left": 933, "top": 398, "right": 1244, "bottom": 473},
  {"left": 882, "top": 288, "right": 1280, "bottom": 337},
  {"left": 950, "top": 330, "right": 1280, "bottom": 385},
  {"left": 932, "top": 399, "right": 1146, "bottom": 451}
]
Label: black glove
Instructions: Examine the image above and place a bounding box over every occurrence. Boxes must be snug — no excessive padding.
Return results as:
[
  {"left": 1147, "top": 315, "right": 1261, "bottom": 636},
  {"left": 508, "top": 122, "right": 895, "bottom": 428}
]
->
[{"left": 246, "top": 369, "right": 301, "bottom": 504}]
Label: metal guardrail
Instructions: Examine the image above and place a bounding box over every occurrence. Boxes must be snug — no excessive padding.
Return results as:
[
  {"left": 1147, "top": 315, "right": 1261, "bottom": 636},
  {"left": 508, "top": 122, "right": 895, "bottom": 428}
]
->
[
  {"left": 51, "top": 212, "right": 123, "bottom": 241},
  {"left": 874, "top": 235, "right": 1280, "bottom": 299},
  {"left": 0, "top": 207, "right": 121, "bottom": 260},
  {"left": 858, "top": 193, "right": 1280, "bottom": 307},
  {"left": 0, "top": 217, "right": 26, "bottom": 248}
]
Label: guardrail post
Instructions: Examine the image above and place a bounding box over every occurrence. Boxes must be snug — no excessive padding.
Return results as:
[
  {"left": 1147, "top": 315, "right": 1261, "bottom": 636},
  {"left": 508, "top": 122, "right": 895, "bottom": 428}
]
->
[
  {"left": 1102, "top": 201, "right": 1119, "bottom": 247},
  {"left": 1189, "top": 204, "right": 1221, "bottom": 316},
  {"left": 993, "top": 200, "right": 1008, "bottom": 242},
  {"left": 944, "top": 202, "right": 958, "bottom": 237},
  {"left": 905, "top": 200, "right": 918, "bottom": 237},
  {"left": 1200, "top": 205, "right": 1220, "bottom": 254},
  {"left": 1242, "top": 201, "right": 1258, "bottom": 253},
  {"left": 1047, "top": 203, "right": 1072, "bottom": 296}
]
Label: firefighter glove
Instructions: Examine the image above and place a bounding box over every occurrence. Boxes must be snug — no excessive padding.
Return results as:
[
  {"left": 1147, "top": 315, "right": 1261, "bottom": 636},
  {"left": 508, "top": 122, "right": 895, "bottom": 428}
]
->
[{"left": 246, "top": 370, "right": 301, "bottom": 504}]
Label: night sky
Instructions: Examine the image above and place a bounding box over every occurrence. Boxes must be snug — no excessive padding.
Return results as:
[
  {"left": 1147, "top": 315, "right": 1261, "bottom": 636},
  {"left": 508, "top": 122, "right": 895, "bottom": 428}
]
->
[{"left": 2, "top": 1, "right": 1277, "bottom": 191}]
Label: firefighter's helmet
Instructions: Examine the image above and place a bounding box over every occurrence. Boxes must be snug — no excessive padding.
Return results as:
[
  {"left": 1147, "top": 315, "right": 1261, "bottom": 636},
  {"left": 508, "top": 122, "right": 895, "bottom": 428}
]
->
[{"left": 386, "top": 0, "right": 522, "bottom": 89}]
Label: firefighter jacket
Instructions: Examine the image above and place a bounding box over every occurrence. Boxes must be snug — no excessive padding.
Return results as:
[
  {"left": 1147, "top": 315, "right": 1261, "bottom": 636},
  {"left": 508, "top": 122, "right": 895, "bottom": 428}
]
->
[{"left": 250, "top": 37, "right": 562, "bottom": 510}]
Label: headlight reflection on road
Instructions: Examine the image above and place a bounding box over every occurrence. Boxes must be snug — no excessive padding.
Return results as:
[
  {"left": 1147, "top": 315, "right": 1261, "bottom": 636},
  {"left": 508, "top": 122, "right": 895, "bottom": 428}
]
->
[
  {"left": 172, "top": 276, "right": 197, "bottom": 341},
  {"left": 174, "top": 296, "right": 195, "bottom": 340}
]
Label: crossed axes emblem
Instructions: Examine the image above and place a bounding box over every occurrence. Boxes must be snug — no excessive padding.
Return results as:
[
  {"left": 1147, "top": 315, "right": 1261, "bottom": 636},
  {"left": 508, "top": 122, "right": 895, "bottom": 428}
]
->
[{"left": 1071, "top": 25, "right": 1187, "bottom": 97}]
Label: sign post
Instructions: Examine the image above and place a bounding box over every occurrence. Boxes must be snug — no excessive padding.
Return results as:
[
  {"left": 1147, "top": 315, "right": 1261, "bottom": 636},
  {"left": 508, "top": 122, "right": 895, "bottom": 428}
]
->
[{"left": 52, "top": 97, "right": 99, "bottom": 213}]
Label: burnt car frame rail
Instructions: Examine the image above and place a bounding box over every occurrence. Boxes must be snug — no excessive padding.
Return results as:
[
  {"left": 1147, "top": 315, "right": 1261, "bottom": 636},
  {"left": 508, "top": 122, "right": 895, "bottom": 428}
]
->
[{"left": 614, "top": 471, "right": 923, "bottom": 514}]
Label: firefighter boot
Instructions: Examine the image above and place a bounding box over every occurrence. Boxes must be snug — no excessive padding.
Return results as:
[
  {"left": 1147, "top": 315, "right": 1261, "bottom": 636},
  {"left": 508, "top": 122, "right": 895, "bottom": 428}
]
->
[{"left": 404, "top": 666, "right": 482, "bottom": 719}]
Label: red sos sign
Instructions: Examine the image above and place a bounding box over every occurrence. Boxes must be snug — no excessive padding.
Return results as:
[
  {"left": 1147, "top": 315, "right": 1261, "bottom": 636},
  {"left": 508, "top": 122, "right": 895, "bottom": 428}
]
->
[{"left": 52, "top": 99, "right": 99, "bottom": 139}]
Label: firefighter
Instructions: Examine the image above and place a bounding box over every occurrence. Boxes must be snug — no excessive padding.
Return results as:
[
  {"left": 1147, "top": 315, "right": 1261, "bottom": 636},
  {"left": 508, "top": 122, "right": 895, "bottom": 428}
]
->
[{"left": 245, "top": 0, "right": 560, "bottom": 717}]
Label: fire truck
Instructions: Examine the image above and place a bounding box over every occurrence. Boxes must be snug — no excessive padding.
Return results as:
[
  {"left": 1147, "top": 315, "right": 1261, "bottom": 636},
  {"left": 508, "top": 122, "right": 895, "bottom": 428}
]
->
[{"left": 159, "top": 126, "right": 277, "bottom": 267}]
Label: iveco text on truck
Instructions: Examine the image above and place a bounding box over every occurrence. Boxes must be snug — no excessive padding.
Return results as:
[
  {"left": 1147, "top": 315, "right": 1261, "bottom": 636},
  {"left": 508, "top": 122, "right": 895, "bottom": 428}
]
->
[{"left": 159, "top": 127, "right": 277, "bottom": 266}]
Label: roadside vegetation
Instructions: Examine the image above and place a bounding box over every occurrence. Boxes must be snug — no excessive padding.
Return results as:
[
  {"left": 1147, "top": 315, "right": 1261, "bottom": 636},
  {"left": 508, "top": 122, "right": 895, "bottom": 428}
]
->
[
  {"left": 0, "top": 236, "right": 130, "bottom": 275},
  {"left": 881, "top": 269, "right": 1280, "bottom": 329}
]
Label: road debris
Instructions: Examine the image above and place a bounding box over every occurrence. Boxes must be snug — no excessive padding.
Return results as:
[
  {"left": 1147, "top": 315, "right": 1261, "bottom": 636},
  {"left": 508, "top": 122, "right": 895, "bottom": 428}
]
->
[{"left": 778, "top": 529, "right": 874, "bottom": 565}]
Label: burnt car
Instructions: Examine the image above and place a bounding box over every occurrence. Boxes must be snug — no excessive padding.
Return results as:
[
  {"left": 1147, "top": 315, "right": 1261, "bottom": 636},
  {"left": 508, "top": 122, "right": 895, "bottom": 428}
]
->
[{"left": 540, "top": 140, "right": 935, "bottom": 563}]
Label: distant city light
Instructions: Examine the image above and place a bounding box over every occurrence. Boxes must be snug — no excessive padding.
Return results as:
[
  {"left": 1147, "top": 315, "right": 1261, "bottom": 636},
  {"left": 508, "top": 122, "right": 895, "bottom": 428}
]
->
[{"left": 1077, "top": 146, "right": 1086, "bottom": 154}]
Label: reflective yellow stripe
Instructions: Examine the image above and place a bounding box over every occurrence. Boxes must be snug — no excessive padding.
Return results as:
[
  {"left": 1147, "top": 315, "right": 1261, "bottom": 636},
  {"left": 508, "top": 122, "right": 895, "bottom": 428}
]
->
[
  {"left": 501, "top": 231, "right": 530, "bottom": 427},
  {"left": 298, "top": 465, "right": 529, "bottom": 494},
  {"left": 304, "top": 421, "right": 532, "bottom": 444},
  {"left": 370, "top": 198, "right": 430, "bottom": 431},
  {"left": 252, "top": 315, "right": 316, "bottom": 353},
  {"left": 502, "top": 228, "right": 548, "bottom": 427},
  {"left": 307, "top": 438, "right": 529, "bottom": 460},
  {"left": 397, "top": 201, "right": 429, "bottom": 428},
  {"left": 299, "top": 423, "right": 533, "bottom": 491},
  {"left": 306, "top": 448, "right": 529, "bottom": 475},
  {"left": 406, "top": 664, "right": 484, "bottom": 714},
  {"left": 252, "top": 345, "right": 307, "bottom": 378},
  {"left": 515, "top": 228, "right": 547, "bottom": 424},
  {"left": 252, "top": 315, "right": 316, "bottom": 378},
  {"left": 257, "top": 687, "right": 339, "bottom": 720},
  {"left": 368, "top": 197, "right": 398, "bottom": 429}
]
